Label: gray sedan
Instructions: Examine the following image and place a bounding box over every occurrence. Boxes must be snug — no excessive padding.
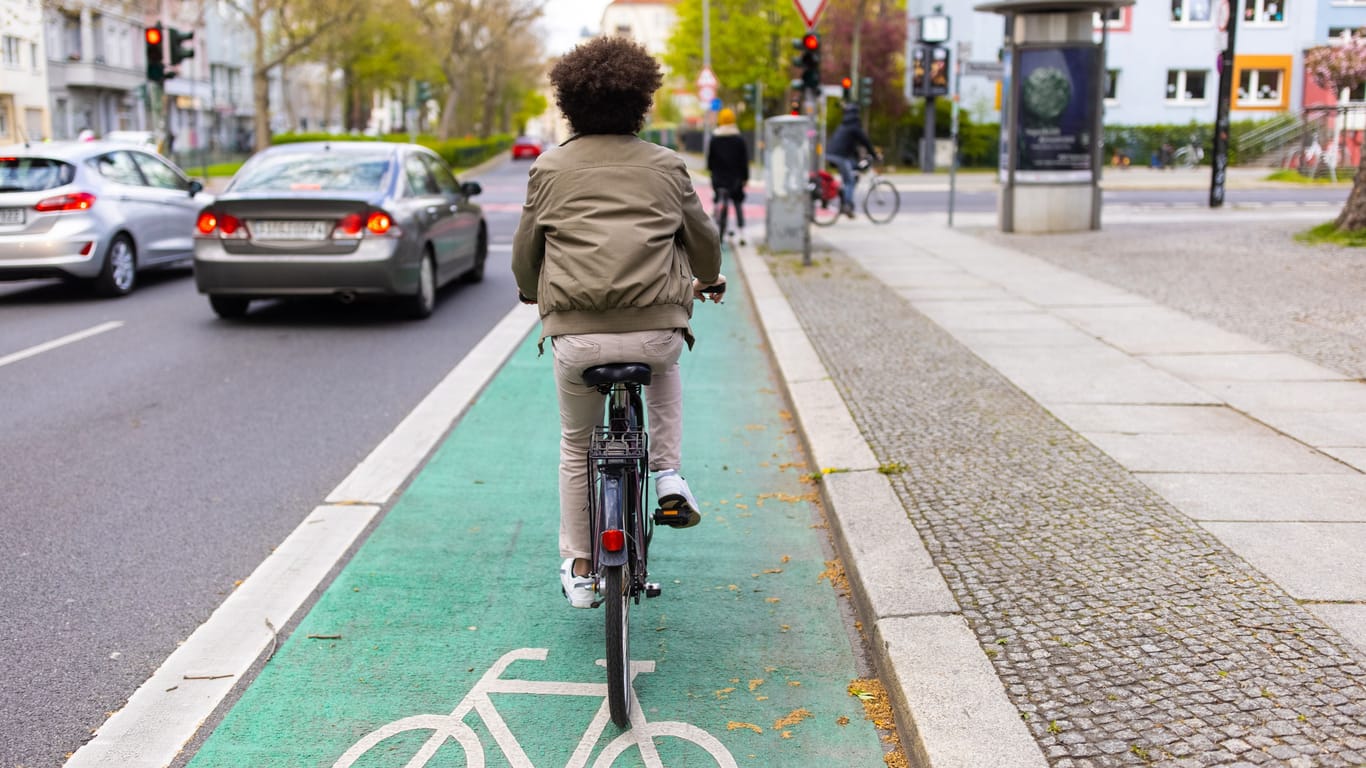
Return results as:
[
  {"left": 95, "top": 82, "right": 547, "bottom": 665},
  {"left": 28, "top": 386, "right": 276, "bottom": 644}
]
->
[
  {"left": 0, "top": 141, "right": 209, "bottom": 296},
  {"left": 192, "top": 141, "right": 487, "bottom": 319}
]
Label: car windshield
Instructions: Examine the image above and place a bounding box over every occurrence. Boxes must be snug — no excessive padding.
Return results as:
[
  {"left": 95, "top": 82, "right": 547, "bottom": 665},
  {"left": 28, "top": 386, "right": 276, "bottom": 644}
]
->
[
  {"left": 231, "top": 151, "right": 394, "bottom": 193},
  {"left": 0, "top": 157, "right": 76, "bottom": 192}
]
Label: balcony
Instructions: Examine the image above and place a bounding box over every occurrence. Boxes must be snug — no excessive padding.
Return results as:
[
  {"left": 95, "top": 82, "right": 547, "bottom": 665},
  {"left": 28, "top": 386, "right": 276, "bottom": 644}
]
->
[{"left": 51, "top": 58, "right": 143, "bottom": 92}]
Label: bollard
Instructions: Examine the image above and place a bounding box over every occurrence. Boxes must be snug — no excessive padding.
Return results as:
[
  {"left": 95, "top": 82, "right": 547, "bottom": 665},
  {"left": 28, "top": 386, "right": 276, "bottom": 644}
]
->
[{"left": 764, "top": 115, "right": 813, "bottom": 254}]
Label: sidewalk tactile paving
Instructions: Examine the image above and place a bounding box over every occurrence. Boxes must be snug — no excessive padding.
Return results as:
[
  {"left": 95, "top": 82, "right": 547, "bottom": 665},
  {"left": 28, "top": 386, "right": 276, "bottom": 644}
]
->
[{"left": 767, "top": 249, "right": 1366, "bottom": 767}]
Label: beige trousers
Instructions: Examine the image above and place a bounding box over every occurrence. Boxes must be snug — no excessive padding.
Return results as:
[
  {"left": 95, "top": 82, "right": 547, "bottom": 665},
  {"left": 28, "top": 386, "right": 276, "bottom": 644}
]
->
[{"left": 552, "top": 329, "right": 685, "bottom": 560}]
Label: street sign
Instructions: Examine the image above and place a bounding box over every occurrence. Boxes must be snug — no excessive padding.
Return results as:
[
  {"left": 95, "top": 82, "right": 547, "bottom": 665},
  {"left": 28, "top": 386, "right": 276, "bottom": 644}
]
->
[
  {"left": 963, "top": 60, "right": 1005, "bottom": 79},
  {"left": 711, "top": 97, "right": 723, "bottom": 111},
  {"left": 792, "top": 0, "right": 829, "bottom": 28},
  {"left": 696, "top": 67, "right": 718, "bottom": 89},
  {"left": 699, "top": 85, "right": 716, "bottom": 104}
]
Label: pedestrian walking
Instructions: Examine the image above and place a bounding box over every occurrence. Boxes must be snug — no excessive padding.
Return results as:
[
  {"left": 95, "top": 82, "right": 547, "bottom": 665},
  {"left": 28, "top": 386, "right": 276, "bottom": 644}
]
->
[
  {"left": 706, "top": 108, "right": 749, "bottom": 245},
  {"left": 826, "top": 106, "right": 877, "bottom": 218}
]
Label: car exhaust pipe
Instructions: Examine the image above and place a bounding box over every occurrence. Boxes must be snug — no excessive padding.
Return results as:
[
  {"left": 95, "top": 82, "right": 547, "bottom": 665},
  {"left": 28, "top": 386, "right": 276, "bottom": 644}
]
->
[{"left": 336, "top": 290, "right": 357, "bottom": 304}]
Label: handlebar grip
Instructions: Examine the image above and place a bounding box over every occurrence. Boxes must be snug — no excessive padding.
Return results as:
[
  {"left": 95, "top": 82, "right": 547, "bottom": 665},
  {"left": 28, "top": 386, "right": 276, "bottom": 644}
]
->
[{"left": 700, "top": 282, "right": 727, "bottom": 295}]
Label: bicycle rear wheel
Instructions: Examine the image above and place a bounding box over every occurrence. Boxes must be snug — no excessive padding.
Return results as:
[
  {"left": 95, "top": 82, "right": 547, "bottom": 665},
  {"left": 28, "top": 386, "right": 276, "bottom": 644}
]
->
[
  {"left": 604, "top": 563, "right": 631, "bottom": 727},
  {"left": 810, "top": 193, "right": 841, "bottom": 227},
  {"left": 862, "top": 179, "right": 900, "bottom": 224}
]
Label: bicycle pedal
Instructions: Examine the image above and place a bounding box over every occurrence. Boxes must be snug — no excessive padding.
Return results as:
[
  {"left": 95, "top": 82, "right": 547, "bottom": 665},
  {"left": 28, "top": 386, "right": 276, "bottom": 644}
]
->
[{"left": 644, "top": 582, "right": 662, "bottom": 598}]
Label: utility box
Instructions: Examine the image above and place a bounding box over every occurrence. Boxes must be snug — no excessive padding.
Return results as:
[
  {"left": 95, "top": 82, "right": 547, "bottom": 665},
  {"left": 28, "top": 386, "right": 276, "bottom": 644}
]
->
[
  {"left": 976, "top": 0, "right": 1133, "bottom": 233},
  {"left": 764, "top": 115, "right": 813, "bottom": 253}
]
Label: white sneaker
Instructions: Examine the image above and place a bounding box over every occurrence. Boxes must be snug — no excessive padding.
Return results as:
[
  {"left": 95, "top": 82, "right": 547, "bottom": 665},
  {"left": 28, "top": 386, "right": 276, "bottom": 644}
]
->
[
  {"left": 560, "top": 558, "right": 595, "bottom": 608},
  {"left": 654, "top": 470, "right": 701, "bottom": 528}
]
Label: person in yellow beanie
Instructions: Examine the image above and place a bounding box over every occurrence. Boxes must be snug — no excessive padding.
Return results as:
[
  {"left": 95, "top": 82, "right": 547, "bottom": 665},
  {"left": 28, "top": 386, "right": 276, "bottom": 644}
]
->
[{"left": 706, "top": 108, "right": 749, "bottom": 244}]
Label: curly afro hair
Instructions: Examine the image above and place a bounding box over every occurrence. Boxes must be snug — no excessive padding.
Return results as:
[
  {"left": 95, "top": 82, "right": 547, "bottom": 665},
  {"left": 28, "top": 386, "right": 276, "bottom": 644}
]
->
[{"left": 551, "top": 36, "right": 663, "bottom": 136}]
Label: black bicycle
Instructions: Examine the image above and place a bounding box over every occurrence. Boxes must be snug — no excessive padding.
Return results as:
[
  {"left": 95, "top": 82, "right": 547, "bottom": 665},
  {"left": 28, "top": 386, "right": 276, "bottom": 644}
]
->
[{"left": 584, "top": 283, "right": 725, "bottom": 728}]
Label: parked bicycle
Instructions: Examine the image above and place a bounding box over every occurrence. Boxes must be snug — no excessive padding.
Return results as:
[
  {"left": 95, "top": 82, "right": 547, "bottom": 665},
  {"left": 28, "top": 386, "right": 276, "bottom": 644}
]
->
[
  {"left": 809, "top": 155, "right": 900, "bottom": 226},
  {"left": 1173, "top": 137, "right": 1205, "bottom": 169},
  {"left": 583, "top": 282, "right": 725, "bottom": 728}
]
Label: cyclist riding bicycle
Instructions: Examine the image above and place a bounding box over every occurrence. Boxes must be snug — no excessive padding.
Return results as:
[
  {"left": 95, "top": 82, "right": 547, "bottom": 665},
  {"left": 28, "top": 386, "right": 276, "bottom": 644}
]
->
[
  {"left": 706, "top": 108, "right": 749, "bottom": 244},
  {"left": 510, "top": 37, "right": 726, "bottom": 609},
  {"left": 825, "top": 105, "right": 877, "bottom": 219}
]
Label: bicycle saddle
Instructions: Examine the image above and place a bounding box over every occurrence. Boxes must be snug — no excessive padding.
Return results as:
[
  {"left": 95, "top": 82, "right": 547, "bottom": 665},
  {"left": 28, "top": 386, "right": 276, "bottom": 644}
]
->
[{"left": 583, "top": 363, "right": 653, "bottom": 387}]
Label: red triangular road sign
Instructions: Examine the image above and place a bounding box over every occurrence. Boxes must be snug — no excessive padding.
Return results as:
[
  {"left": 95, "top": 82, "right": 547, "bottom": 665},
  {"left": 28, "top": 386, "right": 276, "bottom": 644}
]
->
[{"left": 793, "top": 0, "right": 829, "bottom": 29}]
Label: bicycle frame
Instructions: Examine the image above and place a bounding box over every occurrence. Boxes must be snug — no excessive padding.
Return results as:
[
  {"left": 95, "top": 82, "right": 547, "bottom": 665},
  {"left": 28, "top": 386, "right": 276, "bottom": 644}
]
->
[{"left": 587, "top": 381, "right": 650, "bottom": 599}]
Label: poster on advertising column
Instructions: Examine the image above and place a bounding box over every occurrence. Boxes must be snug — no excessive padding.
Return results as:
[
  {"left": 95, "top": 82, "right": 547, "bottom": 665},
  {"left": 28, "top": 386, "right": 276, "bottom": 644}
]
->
[{"left": 1015, "top": 45, "right": 1098, "bottom": 183}]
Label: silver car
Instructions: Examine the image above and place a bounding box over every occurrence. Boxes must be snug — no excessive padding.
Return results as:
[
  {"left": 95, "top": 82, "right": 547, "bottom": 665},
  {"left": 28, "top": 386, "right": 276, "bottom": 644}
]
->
[
  {"left": 0, "top": 141, "right": 209, "bottom": 296},
  {"left": 192, "top": 141, "right": 487, "bottom": 319}
]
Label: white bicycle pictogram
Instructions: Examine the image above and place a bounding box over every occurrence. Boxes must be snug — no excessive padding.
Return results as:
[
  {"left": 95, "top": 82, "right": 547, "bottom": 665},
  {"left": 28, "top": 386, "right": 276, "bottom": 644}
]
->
[{"left": 333, "top": 648, "right": 738, "bottom": 768}]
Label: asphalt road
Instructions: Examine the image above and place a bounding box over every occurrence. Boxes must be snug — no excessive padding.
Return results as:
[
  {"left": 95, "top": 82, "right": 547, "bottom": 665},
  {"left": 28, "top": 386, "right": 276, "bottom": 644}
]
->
[{"left": 0, "top": 157, "right": 530, "bottom": 766}]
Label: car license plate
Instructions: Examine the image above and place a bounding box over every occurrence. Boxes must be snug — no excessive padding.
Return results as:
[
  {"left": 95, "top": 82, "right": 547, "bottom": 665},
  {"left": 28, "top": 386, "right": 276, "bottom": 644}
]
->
[
  {"left": 0, "top": 208, "right": 25, "bottom": 225},
  {"left": 250, "top": 219, "right": 330, "bottom": 240}
]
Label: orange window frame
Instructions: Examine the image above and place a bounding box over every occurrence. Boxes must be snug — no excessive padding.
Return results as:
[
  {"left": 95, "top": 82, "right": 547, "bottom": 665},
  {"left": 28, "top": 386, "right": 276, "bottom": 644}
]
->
[{"left": 1233, "top": 54, "right": 1291, "bottom": 110}]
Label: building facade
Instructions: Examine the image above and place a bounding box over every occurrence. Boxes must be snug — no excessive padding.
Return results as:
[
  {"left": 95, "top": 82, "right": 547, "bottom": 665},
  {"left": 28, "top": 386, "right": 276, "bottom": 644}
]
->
[{"left": 1, "top": 0, "right": 50, "bottom": 143}]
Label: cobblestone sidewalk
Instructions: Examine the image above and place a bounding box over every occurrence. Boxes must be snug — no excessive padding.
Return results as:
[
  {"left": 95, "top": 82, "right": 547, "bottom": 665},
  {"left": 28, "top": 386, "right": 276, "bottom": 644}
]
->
[{"left": 767, "top": 249, "right": 1366, "bottom": 767}]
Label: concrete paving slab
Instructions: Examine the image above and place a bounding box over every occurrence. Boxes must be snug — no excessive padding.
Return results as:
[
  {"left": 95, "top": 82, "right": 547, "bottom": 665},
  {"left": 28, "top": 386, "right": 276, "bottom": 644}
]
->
[
  {"left": 1079, "top": 432, "right": 1353, "bottom": 474},
  {"left": 1304, "top": 603, "right": 1366, "bottom": 656},
  {"left": 970, "top": 344, "right": 1222, "bottom": 405},
  {"left": 948, "top": 327, "right": 1100, "bottom": 348},
  {"left": 1253, "top": 410, "right": 1366, "bottom": 447},
  {"left": 784, "top": 378, "right": 881, "bottom": 472},
  {"left": 1321, "top": 445, "right": 1366, "bottom": 472},
  {"left": 1139, "top": 352, "right": 1352, "bottom": 382},
  {"left": 1200, "top": 521, "right": 1366, "bottom": 602},
  {"left": 1045, "top": 404, "right": 1272, "bottom": 435},
  {"left": 1202, "top": 380, "right": 1366, "bottom": 413},
  {"left": 897, "top": 286, "right": 1016, "bottom": 301},
  {"left": 766, "top": 328, "right": 832, "bottom": 384},
  {"left": 874, "top": 615, "right": 1049, "bottom": 768},
  {"left": 1052, "top": 305, "right": 1275, "bottom": 355},
  {"left": 915, "top": 307, "right": 1077, "bottom": 333},
  {"left": 1137, "top": 474, "right": 1366, "bottom": 522}
]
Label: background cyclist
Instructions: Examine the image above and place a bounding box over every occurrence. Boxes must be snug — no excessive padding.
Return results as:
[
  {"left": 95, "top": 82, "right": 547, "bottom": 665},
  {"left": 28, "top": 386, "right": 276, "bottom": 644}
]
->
[
  {"left": 825, "top": 105, "right": 877, "bottom": 218},
  {"left": 706, "top": 108, "right": 749, "bottom": 245},
  {"left": 510, "top": 36, "right": 726, "bottom": 609}
]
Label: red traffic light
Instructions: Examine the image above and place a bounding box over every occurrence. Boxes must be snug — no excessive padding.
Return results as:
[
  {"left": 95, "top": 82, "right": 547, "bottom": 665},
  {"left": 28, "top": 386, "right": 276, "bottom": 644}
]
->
[
  {"left": 802, "top": 33, "right": 819, "bottom": 50},
  {"left": 841, "top": 77, "right": 852, "bottom": 88},
  {"left": 145, "top": 26, "right": 161, "bottom": 45}
]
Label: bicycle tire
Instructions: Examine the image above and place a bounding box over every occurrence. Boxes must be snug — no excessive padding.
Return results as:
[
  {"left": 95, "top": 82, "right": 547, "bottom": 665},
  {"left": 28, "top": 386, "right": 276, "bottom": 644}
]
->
[
  {"left": 604, "top": 563, "right": 631, "bottom": 728},
  {"left": 862, "top": 179, "right": 900, "bottom": 224},
  {"left": 811, "top": 195, "right": 842, "bottom": 227}
]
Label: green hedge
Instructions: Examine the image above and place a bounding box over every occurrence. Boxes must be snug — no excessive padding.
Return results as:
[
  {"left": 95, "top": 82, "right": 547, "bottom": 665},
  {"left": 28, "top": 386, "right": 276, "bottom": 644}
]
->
[{"left": 269, "top": 132, "right": 514, "bottom": 170}]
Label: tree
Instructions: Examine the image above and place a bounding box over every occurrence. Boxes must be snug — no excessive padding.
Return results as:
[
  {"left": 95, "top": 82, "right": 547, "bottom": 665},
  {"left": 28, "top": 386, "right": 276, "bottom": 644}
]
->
[
  {"left": 664, "top": 0, "right": 813, "bottom": 120},
  {"left": 222, "top": 0, "right": 364, "bottom": 150},
  {"left": 820, "top": 0, "right": 909, "bottom": 138},
  {"left": 1305, "top": 37, "right": 1366, "bottom": 230}
]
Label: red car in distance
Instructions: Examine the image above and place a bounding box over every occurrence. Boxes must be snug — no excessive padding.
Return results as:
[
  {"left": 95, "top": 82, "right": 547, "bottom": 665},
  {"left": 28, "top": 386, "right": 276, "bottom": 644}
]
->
[{"left": 511, "top": 136, "right": 544, "bottom": 160}]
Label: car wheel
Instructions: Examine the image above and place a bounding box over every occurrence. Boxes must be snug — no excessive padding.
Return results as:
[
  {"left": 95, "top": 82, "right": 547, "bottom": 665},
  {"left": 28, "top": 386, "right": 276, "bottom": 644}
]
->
[
  {"left": 94, "top": 234, "right": 137, "bottom": 297},
  {"left": 464, "top": 227, "right": 487, "bottom": 284},
  {"left": 404, "top": 251, "right": 437, "bottom": 319},
  {"left": 209, "top": 295, "right": 250, "bottom": 319}
]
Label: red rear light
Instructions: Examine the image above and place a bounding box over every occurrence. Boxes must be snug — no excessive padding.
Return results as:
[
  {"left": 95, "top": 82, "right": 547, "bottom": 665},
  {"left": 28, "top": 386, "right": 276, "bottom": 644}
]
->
[
  {"left": 601, "top": 529, "right": 625, "bottom": 553},
  {"left": 366, "top": 212, "right": 392, "bottom": 235},
  {"left": 35, "top": 192, "right": 95, "bottom": 212},
  {"left": 195, "top": 211, "right": 245, "bottom": 238},
  {"left": 334, "top": 213, "right": 363, "bottom": 238}
]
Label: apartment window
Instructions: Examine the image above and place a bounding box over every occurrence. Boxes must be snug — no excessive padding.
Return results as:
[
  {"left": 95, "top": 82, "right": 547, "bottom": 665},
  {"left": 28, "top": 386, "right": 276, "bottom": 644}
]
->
[
  {"left": 1166, "top": 69, "right": 1208, "bottom": 102},
  {"left": 1105, "top": 69, "right": 1119, "bottom": 100},
  {"left": 1242, "top": 0, "right": 1285, "bottom": 23},
  {"left": 1238, "top": 68, "right": 1282, "bottom": 104},
  {"left": 1171, "top": 0, "right": 1213, "bottom": 24},
  {"left": 63, "top": 14, "right": 80, "bottom": 60},
  {"left": 2, "top": 36, "right": 20, "bottom": 68}
]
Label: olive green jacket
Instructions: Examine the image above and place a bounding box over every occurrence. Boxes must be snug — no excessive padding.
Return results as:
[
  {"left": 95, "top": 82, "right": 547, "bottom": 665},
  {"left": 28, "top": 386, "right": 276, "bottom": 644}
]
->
[{"left": 511, "top": 134, "right": 722, "bottom": 347}]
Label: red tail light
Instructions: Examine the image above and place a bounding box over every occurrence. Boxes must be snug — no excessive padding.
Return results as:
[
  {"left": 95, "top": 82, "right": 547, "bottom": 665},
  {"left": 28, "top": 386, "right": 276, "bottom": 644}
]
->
[
  {"left": 366, "top": 211, "right": 392, "bottom": 235},
  {"left": 333, "top": 210, "right": 396, "bottom": 240},
  {"left": 601, "top": 529, "right": 625, "bottom": 553},
  {"left": 195, "top": 211, "right": 245, "bottom": 238},
  {"left": 35, "top": 192, "right": 95, "bottom": 212},
  {"left": 334, "top": 213, "right": 364, "bottom": 238}
]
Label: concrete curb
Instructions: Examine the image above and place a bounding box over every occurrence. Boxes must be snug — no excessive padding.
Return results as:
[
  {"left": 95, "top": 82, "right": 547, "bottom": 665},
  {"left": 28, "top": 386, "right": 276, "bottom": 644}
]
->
[{"left": 734, "top": 244, "right": 1049, "bottom": 768}]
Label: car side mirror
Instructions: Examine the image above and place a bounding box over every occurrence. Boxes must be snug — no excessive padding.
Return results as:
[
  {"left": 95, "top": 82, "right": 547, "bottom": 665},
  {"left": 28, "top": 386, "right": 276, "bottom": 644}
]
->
[
  {"left": 460, "top": 181, "right": 482, "bottom": 197},
  {"left": 188, "top": 180, "right": 204, "bottom": 198}
]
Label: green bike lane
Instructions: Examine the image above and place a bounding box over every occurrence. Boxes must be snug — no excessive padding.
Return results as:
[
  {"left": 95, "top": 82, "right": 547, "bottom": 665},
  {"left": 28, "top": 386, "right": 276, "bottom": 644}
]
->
[{"left": 184, "top": 257, "right": 889, "bottom": 767}]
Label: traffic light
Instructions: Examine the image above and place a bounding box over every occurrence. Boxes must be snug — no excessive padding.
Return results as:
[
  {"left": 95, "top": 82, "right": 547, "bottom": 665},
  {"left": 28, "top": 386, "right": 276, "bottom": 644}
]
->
[
  {"left": 741, "top": 82, "right": 756, "bottom": 103},
  {"left": 416, "top": 80, "right": 432, "bottom": 104},
  {"left": 168, "top": 27, "right": 194, "bottom": 67},
  {"left": 841, "top": 77, "right": 852, "bottom": 102},
  {"left": 792, "top": 32, "right": 821, "bottom": 93},
  {"left": 860, "top": 76, "right": 873, "bottom": 109},
  {"left": 789, "top": 92, "right": 801, "bottom": 115},
  {"left": 144, "top": 24, "right": 165, "bottom": 83}
]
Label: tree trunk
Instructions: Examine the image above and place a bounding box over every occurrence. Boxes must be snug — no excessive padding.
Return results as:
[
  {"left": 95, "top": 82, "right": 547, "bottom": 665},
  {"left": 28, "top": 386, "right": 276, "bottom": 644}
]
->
[
  {"left": 1334, "top": 148, "right": 1366, "bottom": 230},
  {"left": 253, "top": 67, "right": 271, "bottom": 151}
]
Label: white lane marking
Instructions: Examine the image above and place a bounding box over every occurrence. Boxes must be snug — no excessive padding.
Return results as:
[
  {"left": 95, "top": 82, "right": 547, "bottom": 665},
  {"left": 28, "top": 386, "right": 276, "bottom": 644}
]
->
[
  {"left": 65, "top": 303, "right": 540, "bottom": 768},
  {"left": 65, "top": 505, "right": 380, "bottom": 768},
  {"left": 0, "top": 320, "right": 123, "bottom": 369},
  {"left": 327, "top": 304, "right": 539, "bottom": 504}
]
